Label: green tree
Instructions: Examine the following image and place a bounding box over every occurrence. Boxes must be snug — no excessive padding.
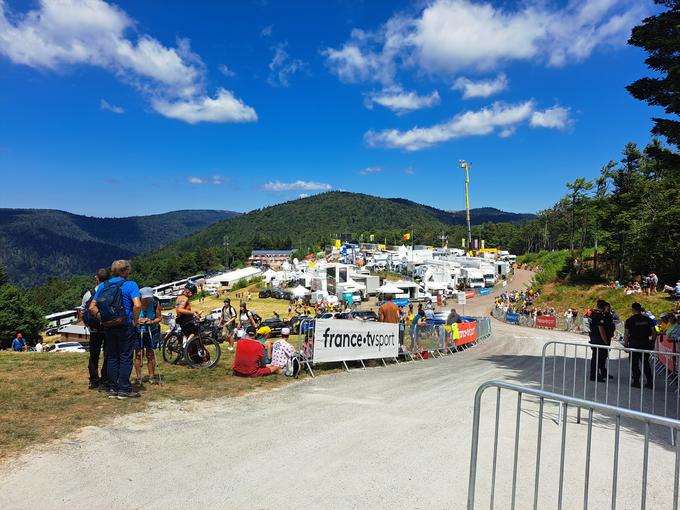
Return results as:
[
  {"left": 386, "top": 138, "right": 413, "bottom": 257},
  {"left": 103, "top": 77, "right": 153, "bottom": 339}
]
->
[
  {"left": 627, "top": 0, "right": 680, "bottom": 148},
  {"left": 0, "top": 285, "right": 47, "bottom": 347}
]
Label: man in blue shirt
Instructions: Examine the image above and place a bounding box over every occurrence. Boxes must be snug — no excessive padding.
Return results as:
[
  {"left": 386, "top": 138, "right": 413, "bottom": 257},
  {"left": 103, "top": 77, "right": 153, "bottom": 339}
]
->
[
  {"left": 12, "top": 333, "right": 26, "bottom": 351},
  {"left": 89, "top": 260, "right": 142, "bottom": 400}
]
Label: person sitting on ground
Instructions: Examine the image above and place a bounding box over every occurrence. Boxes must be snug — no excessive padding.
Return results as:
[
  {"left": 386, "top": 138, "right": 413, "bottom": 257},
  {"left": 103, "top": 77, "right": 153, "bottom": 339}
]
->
[
  {"left": 663, "top": 280, "right": 680, "bottom": 298},
  {"left": 134, "top": 287, "right": 162, "bottom": 386},
  {"left": 12, "top": 333, "right": 26, "bottom": 352},
  {"left": 232, "top": 326, "right": 274, "bottom": 377},
  {"left": 268, "top": 327, "right": 293, "bottom": 375},
  {"left": 256, "top": 326, "right": 273, "bottom": 363}
]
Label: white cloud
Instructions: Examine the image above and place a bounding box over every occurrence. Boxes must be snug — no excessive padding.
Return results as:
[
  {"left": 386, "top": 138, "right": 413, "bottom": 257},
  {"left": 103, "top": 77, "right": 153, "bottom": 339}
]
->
[
  {"left": 452, "top": 73, "right": 508, "bottom": 99},
  {"left": 267, "top": 42, "right": 305, "bottom": 87},
  {"left": 359, "top": 166, "right": 383, "bottom": 176},
  {"left": 530, "top": 105, "right": 572, "bottom": 130},
  {"left": 297, "top": 193, "right": 309, "bottom": 199},
  {"left": 100, "top": 99, "right": 124, "bottom": 114},
  {"left": 365, "top": 101, "right": 537, "bottom": 151},
  {"left": 260, "top": 25, "right": 273, "bottom": 37},
  {"left": 218, "top": 64, "right": 235, "bottom": 77},
  {"left": 365, "top": 85, "right": 440, "bottom": 114},
  {"left": 261, "top": 180, "right": 332, "bottom": 192},
  {"left": 324, "top": 0, "right": 647, "bottom": 82},
  {"left": 0, "top": 0, "right": 256, "bottom": 124},
  {"left": 151, "top": 88, "right": 257, "bottom": 124},
  {"left": 403, "top": 167, "right": 415, "bottom": 175},
  {"left": 187, "top": 175, "right": 225, "bottom": 185}
]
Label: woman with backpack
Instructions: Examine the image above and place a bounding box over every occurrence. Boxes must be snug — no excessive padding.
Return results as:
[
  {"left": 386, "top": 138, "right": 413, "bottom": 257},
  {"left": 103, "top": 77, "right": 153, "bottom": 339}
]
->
[{"left": 238, "top": 302, "right": 258, "bottom": 330}]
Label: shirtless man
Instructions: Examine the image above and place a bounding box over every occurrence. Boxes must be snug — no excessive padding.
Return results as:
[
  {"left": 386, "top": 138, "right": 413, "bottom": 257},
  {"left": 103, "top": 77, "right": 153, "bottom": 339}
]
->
[{"left": 175, "top": 282, "right": 201, "bottom": 344}]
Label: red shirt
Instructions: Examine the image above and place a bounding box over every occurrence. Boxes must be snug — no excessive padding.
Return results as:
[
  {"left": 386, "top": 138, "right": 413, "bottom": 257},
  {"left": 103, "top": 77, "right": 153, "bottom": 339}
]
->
[{"left": 233, "top": 338, "right": 266, "bottom": 376}]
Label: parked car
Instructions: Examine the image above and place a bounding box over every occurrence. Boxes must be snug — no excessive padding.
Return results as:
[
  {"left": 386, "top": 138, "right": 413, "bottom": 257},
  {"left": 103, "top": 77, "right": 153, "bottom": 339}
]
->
[
  {"left": 47, "top": 342, "right": 86, "bottom": 353},
  {"left": 258, "top": 289, "right": 272, "bottom": 299},
  {"left": 271, "top": 289, "right": 285, "bottom": 299},
  {"left": 260, "top": 317, "right": 292, "bottom": 337},
  {"left": 351, "top": 311, "right": 378, "bottom": 321}
]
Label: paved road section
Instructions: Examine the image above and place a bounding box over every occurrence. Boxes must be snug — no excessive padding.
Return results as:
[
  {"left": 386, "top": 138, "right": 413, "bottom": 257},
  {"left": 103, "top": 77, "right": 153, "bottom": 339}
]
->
[{"left": 2, "top": 270, "right": 676, "bottom": 509}]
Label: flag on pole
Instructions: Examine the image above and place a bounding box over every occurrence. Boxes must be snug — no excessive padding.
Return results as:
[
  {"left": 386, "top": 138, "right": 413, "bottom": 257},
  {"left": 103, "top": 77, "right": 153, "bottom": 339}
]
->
[{"left": 403, "top": 233, "right": 411, "bottom": 241}]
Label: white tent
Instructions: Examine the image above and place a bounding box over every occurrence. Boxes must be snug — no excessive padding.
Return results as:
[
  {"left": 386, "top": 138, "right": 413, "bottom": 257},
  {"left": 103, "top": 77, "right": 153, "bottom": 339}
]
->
[
  {"left": 263, "top": 268, "right": 277, "bottom": 282},
  {"left": 375, "top": 281, "right": 402, "bottom": 294},
  {"left": 291, "top": 285, "right": 311, "bottom": 297}
]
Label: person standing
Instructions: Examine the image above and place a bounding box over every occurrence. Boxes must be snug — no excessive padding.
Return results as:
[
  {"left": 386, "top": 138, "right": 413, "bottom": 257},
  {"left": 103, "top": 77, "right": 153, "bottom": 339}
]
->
[
  {"left": 218, "top": 298, "right": 237, "bottom": 351},
  {"left": 588, "top": 300, "right": 610, "bottom": 382},
  {"left": 12, "top": 333, "right": 26, "bottom": 352},
  {"left": 624, "top": 302, "right": 656, "bottom": 389},
  {"left": 81, "top": 268, "right": 111, "bottom": 391},
  {"left": 89, "top": 260, "right": 142, "bottom": 400},
  {"left": 378, "top": 294, "right": 400, "bottom": 324},
  {"left": 134, "top": 287, "right": 162, "bottom": 385}
]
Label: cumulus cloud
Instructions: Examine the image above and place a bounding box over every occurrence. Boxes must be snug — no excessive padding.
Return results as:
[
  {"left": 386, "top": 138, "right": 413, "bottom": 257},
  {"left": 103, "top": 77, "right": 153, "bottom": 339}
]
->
[
  {"left": 365, "top": 101, "right": 539, "bottom": 151},
  {"left": 530, "top": 105, "right": 572, "bottom": 129},
  {"left": 0, "top": 0, "right": 256, "bottom": 124},
  {"left": 187, "top": 175, "right": 225, "bottom": 185},
  {"left": 365, "top": 85, "right": 440, "bottom": 114},
  {"left": 100, "top": 99, "right": 124, "bottom": 114},
  {"left": 152, "top": 89, "right": 257, "bottom": 124},
  {"left": 359, "top": 166, "right": 383, "bottom": 176},
  {"left": 268, "top": 42, "right": 305, "bottom": 87},
  {"left": 452, "top": 74, "right": 508, "bottom": 99},
  {"left": 260, "top": 24, "right": 273, "bottom": 37},
  {"left": 261, "top": 180, "right": 332, "bottom": 191},
  {"left": 324, "top": 0, "right": 647, "bottom": 82}
]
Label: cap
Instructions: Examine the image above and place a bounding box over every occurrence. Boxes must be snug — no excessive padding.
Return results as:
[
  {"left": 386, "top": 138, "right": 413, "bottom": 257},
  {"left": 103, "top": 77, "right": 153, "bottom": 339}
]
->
[
  {"left": 223, "top": 297, "right": 231, "bottom": 303},
  {"left": 257, "top": 326, "right": 272, "bottom": 336},
  {"left": 281, "top": 327, "right": 290, "bottom": 336},
  {"left": 245, "top": 325, "right": 257, "bottom": 336},
  {"left": 140, "top": 287, "right": 154, "bottom": 300}
]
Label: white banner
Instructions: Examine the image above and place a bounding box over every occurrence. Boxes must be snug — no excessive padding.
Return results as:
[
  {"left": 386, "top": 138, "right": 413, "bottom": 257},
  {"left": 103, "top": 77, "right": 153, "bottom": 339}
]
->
[{"left": 313, "top": 319, "right": 399, "bottom": 363}]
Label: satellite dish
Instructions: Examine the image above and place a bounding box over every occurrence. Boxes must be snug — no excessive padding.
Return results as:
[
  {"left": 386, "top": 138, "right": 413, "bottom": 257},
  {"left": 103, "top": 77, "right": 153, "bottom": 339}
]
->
[
  {"left": 293, "top": 258, "right": 299, "bottom": 265},
  {"left": 282, "top": 261, "right": 291, "bottom": 271}
]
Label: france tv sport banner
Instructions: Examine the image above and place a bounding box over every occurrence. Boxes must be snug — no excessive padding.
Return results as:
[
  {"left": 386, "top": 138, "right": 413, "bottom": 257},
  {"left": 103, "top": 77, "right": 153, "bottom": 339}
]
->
[
  {"left": 535, "top": 315, "right": 557, "bottom": 329},
  {"left": 455, "top": 321, "right": 477, "bottom": 347},
  {"left": 313, "top": 319, "right": 399, "bottom": 363}
]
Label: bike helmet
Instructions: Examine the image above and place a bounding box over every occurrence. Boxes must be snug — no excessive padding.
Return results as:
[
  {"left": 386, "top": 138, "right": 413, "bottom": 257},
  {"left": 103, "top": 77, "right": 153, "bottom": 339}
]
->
[{"left": 185, "top": 282, "right": 198, "bottom": 295}]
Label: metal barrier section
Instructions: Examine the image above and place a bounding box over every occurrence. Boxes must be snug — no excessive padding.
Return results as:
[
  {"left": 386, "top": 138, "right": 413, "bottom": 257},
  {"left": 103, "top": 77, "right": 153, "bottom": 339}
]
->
[
  {"left": 474, "top": 317, "right": 493, "bottom": 341},
  {"left": 468, "top": 380, "right": 680, "bottom": 510},
  {"left": 492, "top": 307, "right": 624, "bottom": 337},
  {"left": 541, "top": 341, "right": 680, "bottom": 422}
]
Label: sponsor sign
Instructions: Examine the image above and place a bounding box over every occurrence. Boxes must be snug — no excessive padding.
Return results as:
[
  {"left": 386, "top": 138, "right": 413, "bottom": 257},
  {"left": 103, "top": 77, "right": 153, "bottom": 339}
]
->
[
  {"left": 505, "top": 312, "right": 520, "bottom": 324},
  {"left": 455, "top": 321, "right": 477, "bottom": 347},
  {"left": 465, "top": 290, "right": 476, "bottom": 299},
  {"left": 393, "top": 298, "right": 409, "bottom": 307},
  {"left": 535, "top": 315, "right": 557, "bottom": 329},
  {"left": 313, "top": 319, "right": 399, "bottom": 363},
  {"left": 479, "top": 288, "right": 491, "bottom": 295}
]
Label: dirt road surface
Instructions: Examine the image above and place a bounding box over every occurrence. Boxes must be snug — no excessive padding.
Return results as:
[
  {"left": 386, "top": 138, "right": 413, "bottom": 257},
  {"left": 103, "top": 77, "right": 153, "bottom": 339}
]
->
[{"left": 2, "top": 270, "right": 676, "bottom": 509}]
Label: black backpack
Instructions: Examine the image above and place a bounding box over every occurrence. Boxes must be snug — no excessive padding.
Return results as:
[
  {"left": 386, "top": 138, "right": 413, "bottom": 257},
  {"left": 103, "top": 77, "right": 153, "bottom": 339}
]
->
[
  {"left": 284, "top": 353, "right": 302, "bottom": 378},
  {"left": 97, "top": 280, "right": 127, "bottom": 328},
  {"left": 83, "top": 288, "right": 102, "bottom": 329}
]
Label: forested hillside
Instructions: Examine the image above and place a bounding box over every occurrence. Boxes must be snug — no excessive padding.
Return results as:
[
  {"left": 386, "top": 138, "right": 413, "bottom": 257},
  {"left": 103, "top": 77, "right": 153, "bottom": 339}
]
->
[
  {"left": 132, "top": 192, "right": 533, "bottom": 286},
  {"left": 0, "top": 209, "right": 238, "bottom": 286}
]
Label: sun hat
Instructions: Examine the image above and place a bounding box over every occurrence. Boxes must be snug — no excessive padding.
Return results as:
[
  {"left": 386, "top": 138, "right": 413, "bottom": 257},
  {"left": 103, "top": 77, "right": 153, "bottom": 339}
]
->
[{"left": 140, "top": 287, "right": 154, "bottom": 300}]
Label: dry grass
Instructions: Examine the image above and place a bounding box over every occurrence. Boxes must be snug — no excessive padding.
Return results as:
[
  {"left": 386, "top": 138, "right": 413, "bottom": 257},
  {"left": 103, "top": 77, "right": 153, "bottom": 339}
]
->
[{"left": 2, "top": 284, "right": 351, "bottom": 460}]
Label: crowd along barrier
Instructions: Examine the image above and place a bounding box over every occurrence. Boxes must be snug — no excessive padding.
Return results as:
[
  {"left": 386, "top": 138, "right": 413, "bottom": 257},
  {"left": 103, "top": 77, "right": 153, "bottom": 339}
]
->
[
  {"left": 492, "top": 306, "right": 625, "bottom": 337},
  {"left": 541, "top": 340, "right": 680, "bottom": 442},
  {"left": 295, "top": 315, "right": 493, "bottom": 375},
  {"left": 467, "top": 380, "right": 680, "bottom": 510}
]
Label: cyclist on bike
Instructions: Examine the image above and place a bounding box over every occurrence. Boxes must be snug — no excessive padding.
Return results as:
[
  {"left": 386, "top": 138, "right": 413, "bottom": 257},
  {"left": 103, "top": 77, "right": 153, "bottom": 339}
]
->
[{"left": 175, "top": 282, "right": 201, "bottom": 345}]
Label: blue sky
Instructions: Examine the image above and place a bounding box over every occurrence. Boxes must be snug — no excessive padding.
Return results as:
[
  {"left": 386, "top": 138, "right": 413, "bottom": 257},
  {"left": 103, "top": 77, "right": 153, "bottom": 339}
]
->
[{"left": 0, "top": 0, "right": 661, "bottom": 217}]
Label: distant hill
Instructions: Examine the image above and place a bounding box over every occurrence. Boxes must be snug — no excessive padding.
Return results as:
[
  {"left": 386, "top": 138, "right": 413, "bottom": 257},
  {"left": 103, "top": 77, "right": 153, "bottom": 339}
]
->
[
  {"left": 0, "top": 209, "right": 239, "bottom": 286},
  {"left": 133, "top": 192, "right": 534, "bottom": 285}
]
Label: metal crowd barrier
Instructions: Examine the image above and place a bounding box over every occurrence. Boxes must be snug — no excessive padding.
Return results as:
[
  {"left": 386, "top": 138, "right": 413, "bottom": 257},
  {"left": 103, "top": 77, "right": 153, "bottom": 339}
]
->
[
  {"left": 468, "top": 380, "right": 680, "bottom": 510},
  {"left": 541, "top": 340, "right": 680, "bottom": 423}
]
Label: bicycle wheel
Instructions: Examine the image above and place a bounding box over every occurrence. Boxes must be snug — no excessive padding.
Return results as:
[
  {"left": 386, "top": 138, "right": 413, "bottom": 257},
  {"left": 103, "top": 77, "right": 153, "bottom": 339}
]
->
[
  {"left": 162, "top": 334, "right": 183, "bottom": 364},
  {"left": 184, "top": 335, "right": 221, "bottom": 369}
]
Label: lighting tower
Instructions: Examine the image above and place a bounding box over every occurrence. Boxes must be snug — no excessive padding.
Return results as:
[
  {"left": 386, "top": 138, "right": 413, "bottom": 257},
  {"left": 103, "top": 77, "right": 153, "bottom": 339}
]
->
[{"left": 459, "top": 160, "right": 472, "bottom": 251}]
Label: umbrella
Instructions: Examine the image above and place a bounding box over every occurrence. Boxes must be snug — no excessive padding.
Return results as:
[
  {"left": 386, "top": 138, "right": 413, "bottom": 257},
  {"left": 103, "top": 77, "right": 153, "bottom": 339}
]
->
[{"left": 376, "top": 281, "right": 401, "bottom": 294}]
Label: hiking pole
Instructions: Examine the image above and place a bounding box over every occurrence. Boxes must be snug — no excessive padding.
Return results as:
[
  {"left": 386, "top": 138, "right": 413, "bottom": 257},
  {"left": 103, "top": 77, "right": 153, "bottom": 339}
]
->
[{"left": 149, "top": 327, "right": 163, "bottom": 386}]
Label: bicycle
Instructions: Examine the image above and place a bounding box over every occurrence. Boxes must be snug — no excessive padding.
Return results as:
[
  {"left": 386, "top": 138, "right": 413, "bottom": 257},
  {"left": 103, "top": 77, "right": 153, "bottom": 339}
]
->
[{"left": 162, "top": 317, "right": 222, "bottom": 369}]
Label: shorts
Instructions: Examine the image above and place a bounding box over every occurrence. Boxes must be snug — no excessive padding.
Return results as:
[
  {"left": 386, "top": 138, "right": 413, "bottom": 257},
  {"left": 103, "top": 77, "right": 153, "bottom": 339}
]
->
[
  {"left": 233, "top": 367, "right": 272, "bottom": 378},
  {"left": 222, "top": 323, "right": 236, "bottom": 338},
  {"left": 178, "top": 320, "right": 199, "bottom": 338},
  {"left": 136, "top": 329, "right": 160, "bottom": 350}
]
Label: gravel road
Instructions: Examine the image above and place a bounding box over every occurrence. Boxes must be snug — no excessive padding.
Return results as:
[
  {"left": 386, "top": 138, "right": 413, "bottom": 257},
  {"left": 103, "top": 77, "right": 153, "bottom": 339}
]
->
[{"left": 2, "top": 270, "right": 676, "bottom": 509}]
